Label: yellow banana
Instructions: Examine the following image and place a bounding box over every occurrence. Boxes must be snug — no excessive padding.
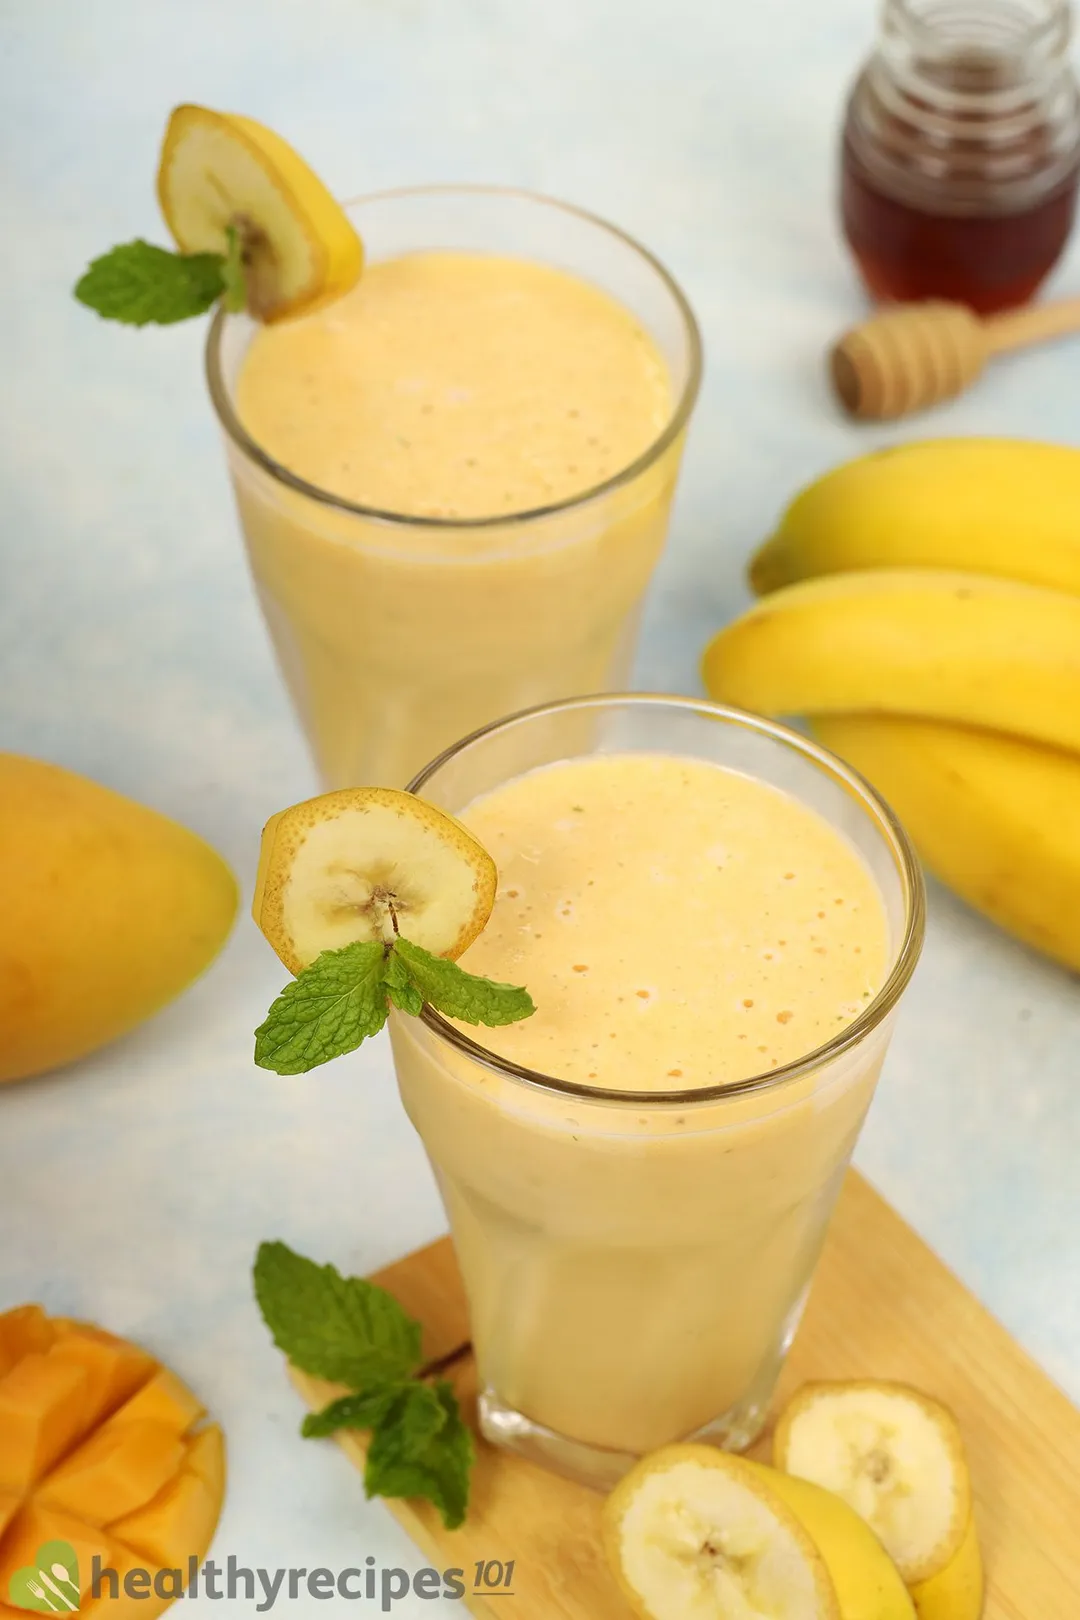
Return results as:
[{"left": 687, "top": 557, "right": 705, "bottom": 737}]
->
[
  {"left": 701, "top": 570, "right": 1080, "bottom": 755},
  {"left": 746, "top": 1463, "right": 916, "bottom": 1620},
  {"left": 750, "top": 438, "right": 1080, "bottom": 597},
  {"left": 909, "top": 1513, "right": 984, "bottom": 1620},
  {"left": 812, "top": 713, "right": 1080, "bottom": 974}
]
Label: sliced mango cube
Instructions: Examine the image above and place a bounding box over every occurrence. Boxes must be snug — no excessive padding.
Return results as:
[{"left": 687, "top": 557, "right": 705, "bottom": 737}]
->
[
  {"left": 48, "top": 1325, "right": 156, "bottom": 1431},
  {"left": 183, "top": 1424, "right": 225, "bottom": 1497},
  {"left": 37, "top": 1419, "right": 186, "bottom": 1527},
  {"left": 0, "top": 1494, "right": 19, "bottom": 1541},
  {"left": 0, "top": 1501, "right": 115, "bottom": 1605},
  {"left": 0, "top": 1353, "right": 89, "bottom": 1493},
  {"left": 103, "top": 1366, "right": 205, "bottom": 1438},
  {"left": 0, "top": 1307, "right": 55, "bottom": 1378},
  {"left": 110, "top": 1469, "right": 217, "bottom": 1568}
]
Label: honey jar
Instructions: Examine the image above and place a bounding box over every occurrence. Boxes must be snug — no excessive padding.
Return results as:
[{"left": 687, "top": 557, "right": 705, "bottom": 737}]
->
[{"left": 841, "top": 0, "right": 1080, "bottom": 313}]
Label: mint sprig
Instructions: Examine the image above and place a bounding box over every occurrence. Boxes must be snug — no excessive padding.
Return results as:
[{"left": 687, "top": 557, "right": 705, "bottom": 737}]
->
[
  {"left": 74, "top": 237, "right": 239, "bottom": 325},
  {"left": 300, "top": 1387, "right": 404, "bottom": 1438},
  {"left": 254, "top": 1241, "right": 421, "bottom": 1388},
  {"left": 254, "top": 940, "right": 390, "bottom": 1075},
  {"left": 253, "top": 1242, "right": 474, "bottom": 1528},
  {"left": 365, "top": 1381, "right": 472, "bottom": 1532},
  {"left": 394, "top": 936, "right": 535, "bottom": 1026},
  {"left": 254, "top": 936, "right": 535, "bottom": 1075}
]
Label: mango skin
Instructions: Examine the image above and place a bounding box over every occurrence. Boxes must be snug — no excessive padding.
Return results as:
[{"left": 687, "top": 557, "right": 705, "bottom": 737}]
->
[{"left": 0, "top": 754, "right": 238, "bottom": 1083}]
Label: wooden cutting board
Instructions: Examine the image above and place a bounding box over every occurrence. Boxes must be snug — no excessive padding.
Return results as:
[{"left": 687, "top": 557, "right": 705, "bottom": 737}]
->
[{"left": 289, "top": 1170, "right": 1080, "bottom": 1619}]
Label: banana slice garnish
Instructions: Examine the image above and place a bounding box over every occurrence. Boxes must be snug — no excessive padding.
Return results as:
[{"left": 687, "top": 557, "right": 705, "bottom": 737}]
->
[
  {"left": 253, "top": 787, "right": 497, "bottom": 974},
  {"left": 157, "top": 103, "right": 363, "bottom": 321}
]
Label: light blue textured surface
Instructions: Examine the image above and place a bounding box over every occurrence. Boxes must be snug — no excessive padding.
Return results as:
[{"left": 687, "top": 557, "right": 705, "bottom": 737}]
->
[{"left": 2, "top": 0, "right": 1079, "bottom": 1609}]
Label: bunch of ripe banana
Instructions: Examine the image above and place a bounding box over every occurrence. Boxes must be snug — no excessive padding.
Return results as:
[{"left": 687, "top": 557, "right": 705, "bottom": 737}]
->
[{"left": 702, "top": 438, "right": 1080, "bottom": 973}]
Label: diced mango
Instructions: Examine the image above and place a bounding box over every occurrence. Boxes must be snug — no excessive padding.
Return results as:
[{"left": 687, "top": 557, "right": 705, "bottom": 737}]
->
[
  {"left": 36, "top": 1420, "right": 185, "bottom": 1527},
  {"left": 0, "top": 1354, "right": 89, "bottom": 1493},
  {"left": 183, "top": 1424, "right": 225, "bottom": 1499},
  {"left": 103, "top": 1367, "right": 204, "bottom": 1439},
  {"left": 0, "top": 1494, "right": 19, "bottom": 1541},
  {"left": 0, "top": 1309, "right": 224, "bottom": 1614},
  {"left": 48, "top": 1326, "right": 156, "bottom": 1431},
  {"left": 0, "top": 1307, "right": 55, "bottom": 1379},
  {"left": 78, "top": 1547, "right": 172, "bottom": 1620},
  {"left": 110, "top": 1468, "right": 217, "bottom": 1568},
  {"left": 0, "top": 1502, "right": 115, "bottom": 1608}
]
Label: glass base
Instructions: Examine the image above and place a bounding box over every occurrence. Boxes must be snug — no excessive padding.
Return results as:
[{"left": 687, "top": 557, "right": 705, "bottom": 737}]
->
[{"left": 477, "top": 1387, "right": 771, "bottom": 1492}]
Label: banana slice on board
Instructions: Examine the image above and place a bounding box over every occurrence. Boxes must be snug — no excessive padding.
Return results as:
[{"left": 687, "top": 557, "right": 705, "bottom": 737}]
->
[
  {"left": 773, "top": 1383, "right": 973, "bottom": 1591},
  {"left": 754, "top": 1463, "right": 915, "bottom": 1620},
  {"left": 602, "top": 1445, "right": 840, "bottom": 1620},
  {"left": 157, "top": 104, "right": 363, "bottom": 321},
  {"left": 907, "top": 1512, "right": 983, "bottom": 1620},
  {"left": 253, "top": 787, "right": 497, "bottom": 974}
]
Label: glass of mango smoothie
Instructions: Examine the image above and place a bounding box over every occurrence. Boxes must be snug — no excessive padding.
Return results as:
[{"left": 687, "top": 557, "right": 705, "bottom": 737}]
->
[
  {"left": 389, "top": 694, "right": 924, "bottom": 1488},
  {"left": 205, "top": 188, "right": 700, "bottom": 789}
]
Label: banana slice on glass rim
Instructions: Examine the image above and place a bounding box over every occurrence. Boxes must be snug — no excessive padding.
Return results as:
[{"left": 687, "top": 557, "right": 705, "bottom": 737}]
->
[
  {"left": 772, "top": 1382, "right": 974, "bottom": 1591},
  {"left": 253, "top": 787, "right": 497, "bottom": 975},
  {"left": 157, "top": 103, "right": 363, "bottom": 321}
]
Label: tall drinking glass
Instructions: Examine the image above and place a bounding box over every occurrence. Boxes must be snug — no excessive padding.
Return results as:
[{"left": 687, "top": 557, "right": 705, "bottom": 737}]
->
[
  {"left": 389, "top": 695, "right": 924, "bottom": 1488},
  {"left": 205, "top": 189, "right": 701, "bottom": 789}
]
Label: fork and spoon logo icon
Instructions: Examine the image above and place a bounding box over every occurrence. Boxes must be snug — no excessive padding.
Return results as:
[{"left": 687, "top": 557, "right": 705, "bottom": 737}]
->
[{"left": 7, "top": 1538, "right": 80, "bottom": 1612}]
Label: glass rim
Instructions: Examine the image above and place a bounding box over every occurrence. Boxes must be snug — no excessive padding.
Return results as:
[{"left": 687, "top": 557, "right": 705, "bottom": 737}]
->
[
  {"left": 404, "top": 693, "right": 926, "bottom": 1109},
  {"left": 205, "top": 182, "right": 703, "bottom": 532}
]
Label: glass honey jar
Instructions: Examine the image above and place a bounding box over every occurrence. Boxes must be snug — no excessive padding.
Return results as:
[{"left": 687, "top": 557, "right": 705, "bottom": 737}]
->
[{"left": 841, "top": 0, "right": 1080, "bottom": 313}]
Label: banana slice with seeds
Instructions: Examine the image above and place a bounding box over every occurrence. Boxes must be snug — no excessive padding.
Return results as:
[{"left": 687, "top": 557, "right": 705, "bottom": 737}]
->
[
  {"left": 157, "top": 104, "right": 363, "bottom": 321},
  {"left": 253, "top": 787, "right": 497, "bottom": 974},
  {"left": 773, "top": 1383, "right": 971, "bottom": 1589},
  {"left": 603, "top": 1445, "right": 840, "bottom": 1620}
]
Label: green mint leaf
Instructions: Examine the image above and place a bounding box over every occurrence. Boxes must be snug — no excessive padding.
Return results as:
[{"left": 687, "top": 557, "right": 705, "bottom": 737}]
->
[
  {"left": 221, "top": 224, "right": 247, "bottom": 314},
  {"left": 365, "top": 1380, "right": 473, "bottom": 1530},
  {"left": 253, "top": 1241, "right": 421, "bottom": 1387},
  {"left": 393, "top": 936, "right": 535, "bottom": 1028},
  {"left": 74, "top": 239, "right": 226, "bottom": 325},
  {"left": 383, "top": 947, "right": 424, "bottom": 1016},
  {"left": 301, "top": 1385, "right": 407, "bottom": 1438},
  {"left": 380, "top": 1381, "right": 449, "bottom": 1458},
  {"left": 254, "top": 940, "right": 390, "bottom": 1074}
]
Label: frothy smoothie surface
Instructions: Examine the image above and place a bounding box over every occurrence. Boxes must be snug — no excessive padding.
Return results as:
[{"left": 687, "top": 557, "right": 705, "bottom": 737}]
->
[
  {"left": 458, "top": 753, "right": 890, "bottom": 1089},
  {"left": 236, "top": 251, "right": 672, "bottom": 519}
]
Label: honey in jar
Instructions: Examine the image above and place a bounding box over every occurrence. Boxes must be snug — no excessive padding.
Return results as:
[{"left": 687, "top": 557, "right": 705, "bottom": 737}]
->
[{"left": 841, "top": 0, "right": 1080, "bottom": 314}]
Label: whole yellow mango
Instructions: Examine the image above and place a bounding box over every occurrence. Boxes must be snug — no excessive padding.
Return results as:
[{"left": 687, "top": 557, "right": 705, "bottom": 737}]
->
[{"left": 0, "top": 754, "right": 237, "bottom": 1083}]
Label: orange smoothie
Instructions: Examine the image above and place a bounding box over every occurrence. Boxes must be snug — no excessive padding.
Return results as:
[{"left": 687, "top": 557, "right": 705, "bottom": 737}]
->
[
  {"left": 225, "top": 251, "right": 682, "bottom": 787},
  {"left": 391, "top": 752, "right": 894, "bottom": 1465}
]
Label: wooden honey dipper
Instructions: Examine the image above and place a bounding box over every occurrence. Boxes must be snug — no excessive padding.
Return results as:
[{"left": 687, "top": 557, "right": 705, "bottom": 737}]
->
[{"left": 830, "top": 295, "right": 1080, "bottom": 420}]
